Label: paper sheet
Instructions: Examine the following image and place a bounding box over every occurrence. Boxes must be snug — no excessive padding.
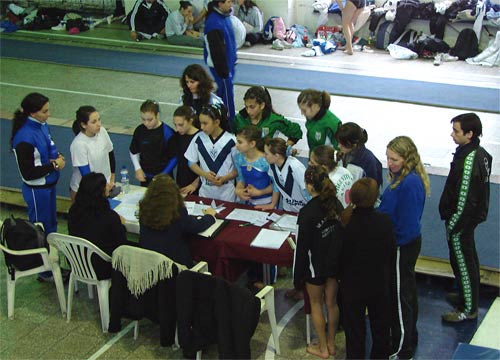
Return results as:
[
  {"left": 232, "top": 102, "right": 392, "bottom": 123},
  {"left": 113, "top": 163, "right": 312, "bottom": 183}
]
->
[
  {"left": 225, "top": 208, "right": 269, "bottom": 224},
  {"left": 250, "top": 228, "right": 290, "bottom": 250},
  {"left": 114, "top": 203, "right": 138, "bottom": 222},
  {"left": 118, "top": 188, "right": 146, "bottom": 205},
  {"left": 273, "top": 214, "right": 298, "bottom": 232}
]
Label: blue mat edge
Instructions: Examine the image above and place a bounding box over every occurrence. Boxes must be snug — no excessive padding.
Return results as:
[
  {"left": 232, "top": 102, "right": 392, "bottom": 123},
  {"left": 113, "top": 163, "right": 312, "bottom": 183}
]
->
[{"left": 1, "top": 37, "right": 499, "bottom": 113}]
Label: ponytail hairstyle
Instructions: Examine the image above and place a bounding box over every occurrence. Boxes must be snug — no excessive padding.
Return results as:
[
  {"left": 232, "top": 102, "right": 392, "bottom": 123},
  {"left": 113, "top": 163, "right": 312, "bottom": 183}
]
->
[
  {"left": 264, "top": 137, "right": 287, "bottom": 158},
  {"left": 72, "top": 105, "right": 97, "bottom": 135},
  {"left": 243, "top": 86, "right": 277, "bottom": 118},
  {"left": 310, "top": 145, "right": 337, "bottom": 172},
  {"left": 200, "top": 103, "right": 230, "bottom": 132},
  {"left": 386, "top": 136, "right": 431, "bottom": 196},
  {"left": 340, "top": 178, "right": 378, "bottom": 226},
  {"left": 140, "top": 99, "right": 160, "bottom": 115},
  {"left": 336, "top": 122, "right": 368, "bottom": 149},
  {"left": 297, "top": 89, "right": 331, "bottom": 111},
  {"left": 181, "top": 64, "right": 215, "bottom": 108},
  {"left": 11, "top": 92, "right": 49, "bottom": 148},
  {"left": 207, "top": 0, "right": 226, "bottom": 14},
  {"left": 305, "top": 165, "right": 342, "bottom": 221},
  {"left": 238, "top": 125, "right": 264, "bottom": 152},
  {"left": 179, "top": 1, "right": 192, "bottom": 10}
]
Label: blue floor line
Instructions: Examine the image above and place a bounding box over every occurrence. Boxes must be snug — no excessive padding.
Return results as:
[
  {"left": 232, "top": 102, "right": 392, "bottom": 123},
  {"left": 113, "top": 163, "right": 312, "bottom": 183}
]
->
[{"left": 1, "top": 37, "right": 499, "bottom": 113}]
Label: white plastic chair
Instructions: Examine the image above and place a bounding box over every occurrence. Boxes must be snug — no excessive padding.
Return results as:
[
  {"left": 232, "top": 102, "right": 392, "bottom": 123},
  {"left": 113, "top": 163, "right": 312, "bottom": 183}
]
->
[
  {"left": 0, "top": 220, "right": 66, "bottom": 319},
  {"left": 47, "top": 233, "right": 112, "bottom": 332}
]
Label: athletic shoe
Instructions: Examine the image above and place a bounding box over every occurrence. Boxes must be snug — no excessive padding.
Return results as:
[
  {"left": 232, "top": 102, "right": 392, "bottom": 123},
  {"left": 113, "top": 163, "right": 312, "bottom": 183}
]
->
[
  {"left": 243, "top": 41, "right": 251, "bottom": 47},
  {"left": 442, "top": 53, "right": 459, "bottom": 62},
  {"left": 281, "top": 40, "right": 293, "bottom": 49},
  {"left": 271, "top": 39, "right": 284, "bottom": 50},
  {"left": 433, "top": 53, "right": 443, "bottom": 66},
  {"left": 441, "top": 310, "right": 477, "bottom": 322},
  {"left": 51, "top": 22, "right": 66, "bottom": 31}
]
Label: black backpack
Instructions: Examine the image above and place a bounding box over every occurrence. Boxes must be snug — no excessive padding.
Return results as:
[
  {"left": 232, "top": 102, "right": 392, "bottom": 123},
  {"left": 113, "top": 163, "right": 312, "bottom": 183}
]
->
[
  {"left": 1, "top": 216, "right": 48, "bottom": 273},
  {"left": 450, "top": 28, "right": 479, "bottom": 60}
]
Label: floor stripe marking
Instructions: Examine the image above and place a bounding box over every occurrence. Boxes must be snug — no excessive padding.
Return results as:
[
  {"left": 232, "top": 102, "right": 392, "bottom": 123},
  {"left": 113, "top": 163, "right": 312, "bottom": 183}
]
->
[
  {"left": 265, "top": 300, "right": 305, "bottom": 359},
  {"left": 0, "top": 82, "right": 179, "bottom": 106},
  {"left": 87, "top": 322, "right": 135, "bottom": 360}
]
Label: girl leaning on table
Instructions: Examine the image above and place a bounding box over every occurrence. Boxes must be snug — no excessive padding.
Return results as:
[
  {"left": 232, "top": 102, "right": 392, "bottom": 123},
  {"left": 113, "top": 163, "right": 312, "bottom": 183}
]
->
[
  {"left": 129, "top": 100, "right": 177, "bottom": 187},
  {"left": 293, "top": 165, "right": 344, "bottom": 359},
  {"left": 70, "top": 105, "right": 115, "bottom": 202},
  {"left": 256, "top": 137, "right": 309, "bottom": 213},
  {"left": 184, "top": 103, "right": 238, "bottom": 202}
]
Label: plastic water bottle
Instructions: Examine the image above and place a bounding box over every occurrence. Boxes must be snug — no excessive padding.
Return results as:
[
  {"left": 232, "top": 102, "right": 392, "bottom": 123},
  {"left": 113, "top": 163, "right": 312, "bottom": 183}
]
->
[{"left": 120, "top": 165, "right": 129, "bottom": 194}]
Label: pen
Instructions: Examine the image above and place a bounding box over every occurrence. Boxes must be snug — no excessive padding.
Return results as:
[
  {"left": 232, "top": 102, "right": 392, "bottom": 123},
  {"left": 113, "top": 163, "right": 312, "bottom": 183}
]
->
[{"left": 239, "top": 222, "right": 252, "bottom": 227}]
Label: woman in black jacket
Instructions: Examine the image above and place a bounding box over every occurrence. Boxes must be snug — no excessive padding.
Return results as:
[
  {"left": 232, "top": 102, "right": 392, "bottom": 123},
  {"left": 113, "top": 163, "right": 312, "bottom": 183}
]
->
[
  {"left": 68, "top": 172, "right": 129, "bottom": 279},
  {"left": 293, "top": 165, "right": 344, "bottom": 359},
  {"left": 339, "top": 178, "right": 395, "bottom": 359}
]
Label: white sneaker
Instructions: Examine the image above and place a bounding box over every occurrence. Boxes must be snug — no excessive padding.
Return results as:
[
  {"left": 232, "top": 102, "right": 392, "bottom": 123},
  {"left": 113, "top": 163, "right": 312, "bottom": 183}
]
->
[
  {"left": 442, "top": 53, "right": 459, "bottom": 62},
  {"left": 433, "top": 53, "right": 443, "bottom": 66},
  {"left": 271, "top": 39, "right": 284, "bottom": 50},
  {"left": 243, "top": 41, "right": 251, "bottom": 47},
  {"left": 51, "top": 22, "right": 66, "bottom": 31},
  {"left": 281, "top": 40, "right": 293, "bottom": 49}
]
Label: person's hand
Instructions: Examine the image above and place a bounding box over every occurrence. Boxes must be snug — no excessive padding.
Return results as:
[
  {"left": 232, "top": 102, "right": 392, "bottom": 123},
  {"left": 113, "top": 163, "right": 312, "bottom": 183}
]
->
[
  {"left": 235, "top": 187, "right": 251, "bottom": 200},
  {"left": 202, "top": 208, "right": 217, "bottom": 217},
  {"left": 180, "top": 184, "right": 196, "bottom": 196},
  {"left": 255, "top": 203, "right": 275, "bottom": 211},
  {"left": 130, "top": 31, "right": 137, "bottom": 41},
  {"left": 204, "top": 171, "right": 218, "bottom": 184},
  {"left": 135, "top": 169, "right": 146, "bottom": 182},
  {"left": 119, "top": 215, "right": 126, "bottom": 224},
  {"left": 246, "top": 184, "right": 261, "bottom": 197},
  {"left": 54, "top": 154, "right": 66, "bottom": 170}
]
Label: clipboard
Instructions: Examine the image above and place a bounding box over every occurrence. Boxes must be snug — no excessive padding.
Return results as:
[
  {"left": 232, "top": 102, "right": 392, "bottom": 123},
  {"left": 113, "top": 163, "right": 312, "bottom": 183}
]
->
[{"left": 197, "top": 218, "right": 228, "bottom": 238}]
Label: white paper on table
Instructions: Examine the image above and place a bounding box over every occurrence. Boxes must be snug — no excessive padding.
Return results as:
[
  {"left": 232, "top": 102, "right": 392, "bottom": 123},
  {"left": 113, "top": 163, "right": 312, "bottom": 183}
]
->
[
  {"left": 267, "top": 213, "right": 281, "bottom": 222},
  {"left": 225, "top": 208, "right": 268, "bottom": 223},
  {"left": 114, "top": 203, "right": 138, "bottom": 222},
  {"left": 273, "top": 214, "right": 298, "bottom": 232},
  {"left": 119, "top": 190, "right": 146, "bottom": 205},
  {"left": 250, "top": 228, "right": 290, "bottom": 249},
  {"left": 252, "top": 218, "right": 269, "bottom": 227}
]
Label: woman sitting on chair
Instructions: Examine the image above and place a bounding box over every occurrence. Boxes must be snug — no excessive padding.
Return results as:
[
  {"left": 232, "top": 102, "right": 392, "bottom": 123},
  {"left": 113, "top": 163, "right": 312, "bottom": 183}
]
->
[
  {"left": 138, "top": 174, "right": 216, "bottom": 267},
  {"left": 68, "top": 172, "right": 129, "bottom": 279}
]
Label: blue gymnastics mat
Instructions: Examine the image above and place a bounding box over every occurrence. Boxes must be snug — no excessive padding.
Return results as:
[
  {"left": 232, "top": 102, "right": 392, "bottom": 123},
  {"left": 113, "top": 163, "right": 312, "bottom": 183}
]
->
[
  {"left": 452, "top": 343, "right": 500, "bottom": 359},
  {"left": 1, "top": 38, "right": 499, "bottom": 113},
  {"left": 1, "top": 118, "right": 498, "bottom": 268}
]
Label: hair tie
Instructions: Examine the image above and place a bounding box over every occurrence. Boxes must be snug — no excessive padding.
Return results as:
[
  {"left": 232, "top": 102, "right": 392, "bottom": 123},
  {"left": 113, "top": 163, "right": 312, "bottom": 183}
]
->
[{"left": 19, "top": 107, "right": 24, "bottom": 113}]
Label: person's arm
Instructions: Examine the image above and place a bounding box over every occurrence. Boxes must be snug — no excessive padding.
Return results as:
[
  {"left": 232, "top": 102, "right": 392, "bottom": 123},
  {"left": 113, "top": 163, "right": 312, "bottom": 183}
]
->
[
  {"left": 249, "top": 7, "right": 264, "bottom": 33},
  {"left": 162, "top": 128, "right": 179, "bottom": 175},
  {"left": 189, "top": 162, "right": 218, "bottom": 184},
  {"left": 193, "top": 7, "right": 207, "bottom": 25},
  {"left": 161, "top": 157, "right": 178, "bottom": 175},
  {"left": 78, "top": 165, "right": 91, "bottom": 177},
  {"left": 14, "top": 142, "right": 58, "bottom": 180},
  {"left": 180, "top": 177, "right": 200, "bottom": 196},
  {"left": 246, "top": 183, "right": 273, "bottom": 198},
  {"left": 255, "top": 191, "right": 279, "bottom": 210},
  {"left": 108, "top": 150, "right": 116, "bottom": 184},
  {"left": 206, "top": 29, "right": 229, "bottom": 78},
  {"left": 235, "top": 180, "right": 250, "bottom": 201},
  {"left": 275, "top": 116, "right": 303, "bottom": 145},
  {"left": 184, "top": 208, "right": 216, "bottom": 234},
  {"left": 129, "top": 0, "right": 142, "bottom": 38},
  {"left": 293, "top": 214, "right": 310, "bottom": 290},
  {"left": 130, "top": 151, "right": 146, "bottom": 182},
  {"left": 213, "top": 168, "right": 237, "bottom": 186}
]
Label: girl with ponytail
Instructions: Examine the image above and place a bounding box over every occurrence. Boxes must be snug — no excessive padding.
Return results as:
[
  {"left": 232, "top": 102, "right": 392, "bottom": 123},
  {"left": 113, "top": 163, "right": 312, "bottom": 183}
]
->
[{"left": 293, "top": 165, "right": 343, "bottom": 359}]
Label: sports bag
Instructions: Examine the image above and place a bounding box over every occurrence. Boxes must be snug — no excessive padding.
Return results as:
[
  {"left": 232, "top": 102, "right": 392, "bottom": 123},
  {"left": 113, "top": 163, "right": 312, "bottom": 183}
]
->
[
  {"left": 450, "top": 28, "right": 479, "bottom": 60},
  {"left": 1, "top": 215, "right": 48, "bottom": 272}
]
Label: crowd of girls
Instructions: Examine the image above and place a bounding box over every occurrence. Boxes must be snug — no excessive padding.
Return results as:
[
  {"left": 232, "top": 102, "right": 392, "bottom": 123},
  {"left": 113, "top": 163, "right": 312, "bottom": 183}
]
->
[{"left": 11, "top": 61, "right": 429, "bottom": 359}]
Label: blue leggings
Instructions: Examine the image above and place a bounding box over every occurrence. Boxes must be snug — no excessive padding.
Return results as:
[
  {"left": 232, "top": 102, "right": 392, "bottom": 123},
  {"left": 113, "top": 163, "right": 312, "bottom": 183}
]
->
[{"left": 22, "top": 184, "right": 58, "bottom": 234}]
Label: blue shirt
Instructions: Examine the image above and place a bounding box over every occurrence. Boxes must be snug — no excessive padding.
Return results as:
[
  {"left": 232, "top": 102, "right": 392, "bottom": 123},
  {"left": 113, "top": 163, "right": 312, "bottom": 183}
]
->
[
  {"left": 378, "top": 170, "right": 425, "bottom": 246},
  {"left": 233, "top": 151, "right": 271, "bottom": 205}
]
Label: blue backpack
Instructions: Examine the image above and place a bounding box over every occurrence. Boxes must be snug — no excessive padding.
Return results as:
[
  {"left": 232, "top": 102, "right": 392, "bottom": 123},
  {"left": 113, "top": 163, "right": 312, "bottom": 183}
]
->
[{"left": 263, "top": 16, "right": 278, "bottom": 42}]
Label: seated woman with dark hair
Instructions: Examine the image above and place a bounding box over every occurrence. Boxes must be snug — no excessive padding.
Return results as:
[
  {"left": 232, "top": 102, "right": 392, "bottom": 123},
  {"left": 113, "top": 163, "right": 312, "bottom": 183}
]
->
[
  {"left": 138, "top": 174, "right": 216, "bottom": 267},
  {"left": 68, "top": 172, "right": 129, "bottom": 279}
]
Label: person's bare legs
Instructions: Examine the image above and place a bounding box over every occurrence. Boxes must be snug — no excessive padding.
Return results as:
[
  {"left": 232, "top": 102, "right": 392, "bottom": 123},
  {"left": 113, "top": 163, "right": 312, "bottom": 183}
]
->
[
  {"left": 325, "top": 278, "right": 340, "bottom": 356},
  {"left": 306, "top": 282, "right": 330, "bottom": 359},
  {"left": 342, "top": 2, "right": 365, "bottom": 54}
]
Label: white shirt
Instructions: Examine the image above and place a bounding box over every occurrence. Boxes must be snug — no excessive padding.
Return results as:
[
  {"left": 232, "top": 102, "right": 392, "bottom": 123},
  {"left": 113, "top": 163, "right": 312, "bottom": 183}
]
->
[
  {"left": 269, "top": 156, "right": 308, "bottom": 213},
  {"left": 70, "top": 127, "right": 113, "bottom": 192},
  {"left": 184, "top": 130, "right": 236, "bottom": 202},
  {"left": 329, "top": 166, "right": 354, "bottom": 208}
]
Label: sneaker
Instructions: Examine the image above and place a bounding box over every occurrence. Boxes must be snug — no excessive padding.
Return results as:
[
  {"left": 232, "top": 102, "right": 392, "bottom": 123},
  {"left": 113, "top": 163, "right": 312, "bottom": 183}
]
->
[
  {"left": 51, "top": 22, "right": 66, "bottom": 31},
  {"left": 243, "top": 41, "right": 251, "bottom": 47},
  {"left": 433, "top": 53, "right": 443, "bottom": 66},
  {"left": 281, "top": 40, "right": 293, "bottom": 49},
  {"left": 441, "top": 310, "right": 477, "bottom": 322},
  {"left": 442, "top": 53, "right": 459, "bottom": 62},
  {"left": 272, "top": 39, "right": 284, "bottom": 50}
]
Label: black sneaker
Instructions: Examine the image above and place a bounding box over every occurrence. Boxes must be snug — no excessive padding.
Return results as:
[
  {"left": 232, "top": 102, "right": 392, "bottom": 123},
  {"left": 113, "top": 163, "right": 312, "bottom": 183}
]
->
[{"left": 441, "top": 310, "right": 478, "bottom": 322}]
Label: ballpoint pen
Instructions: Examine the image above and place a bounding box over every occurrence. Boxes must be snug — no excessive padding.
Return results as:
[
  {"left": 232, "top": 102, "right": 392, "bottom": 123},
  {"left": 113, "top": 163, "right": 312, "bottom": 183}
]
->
[{"left": 239, "top": 222, "right": 252, "bottom": 227}]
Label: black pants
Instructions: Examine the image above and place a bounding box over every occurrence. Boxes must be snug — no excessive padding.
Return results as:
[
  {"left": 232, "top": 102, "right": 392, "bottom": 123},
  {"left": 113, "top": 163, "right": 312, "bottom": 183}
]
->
[
  {"left": 391, "top": 236, "right": 421, "bottom": 359},
  {"left": 245, "top": 32, "right": 262, "bottom": 45},
  {"left": 341, "top": 291, "right": 392, "bottom": 359},
  {"left": 447, "top": 225, "right": 479, "bottom": 315}
]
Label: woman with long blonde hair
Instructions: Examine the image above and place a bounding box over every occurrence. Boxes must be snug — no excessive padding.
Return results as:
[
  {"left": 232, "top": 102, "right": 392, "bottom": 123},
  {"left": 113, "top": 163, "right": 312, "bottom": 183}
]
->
[{"left": 378, "top": 136, "right": 430, "bottom": 360}]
